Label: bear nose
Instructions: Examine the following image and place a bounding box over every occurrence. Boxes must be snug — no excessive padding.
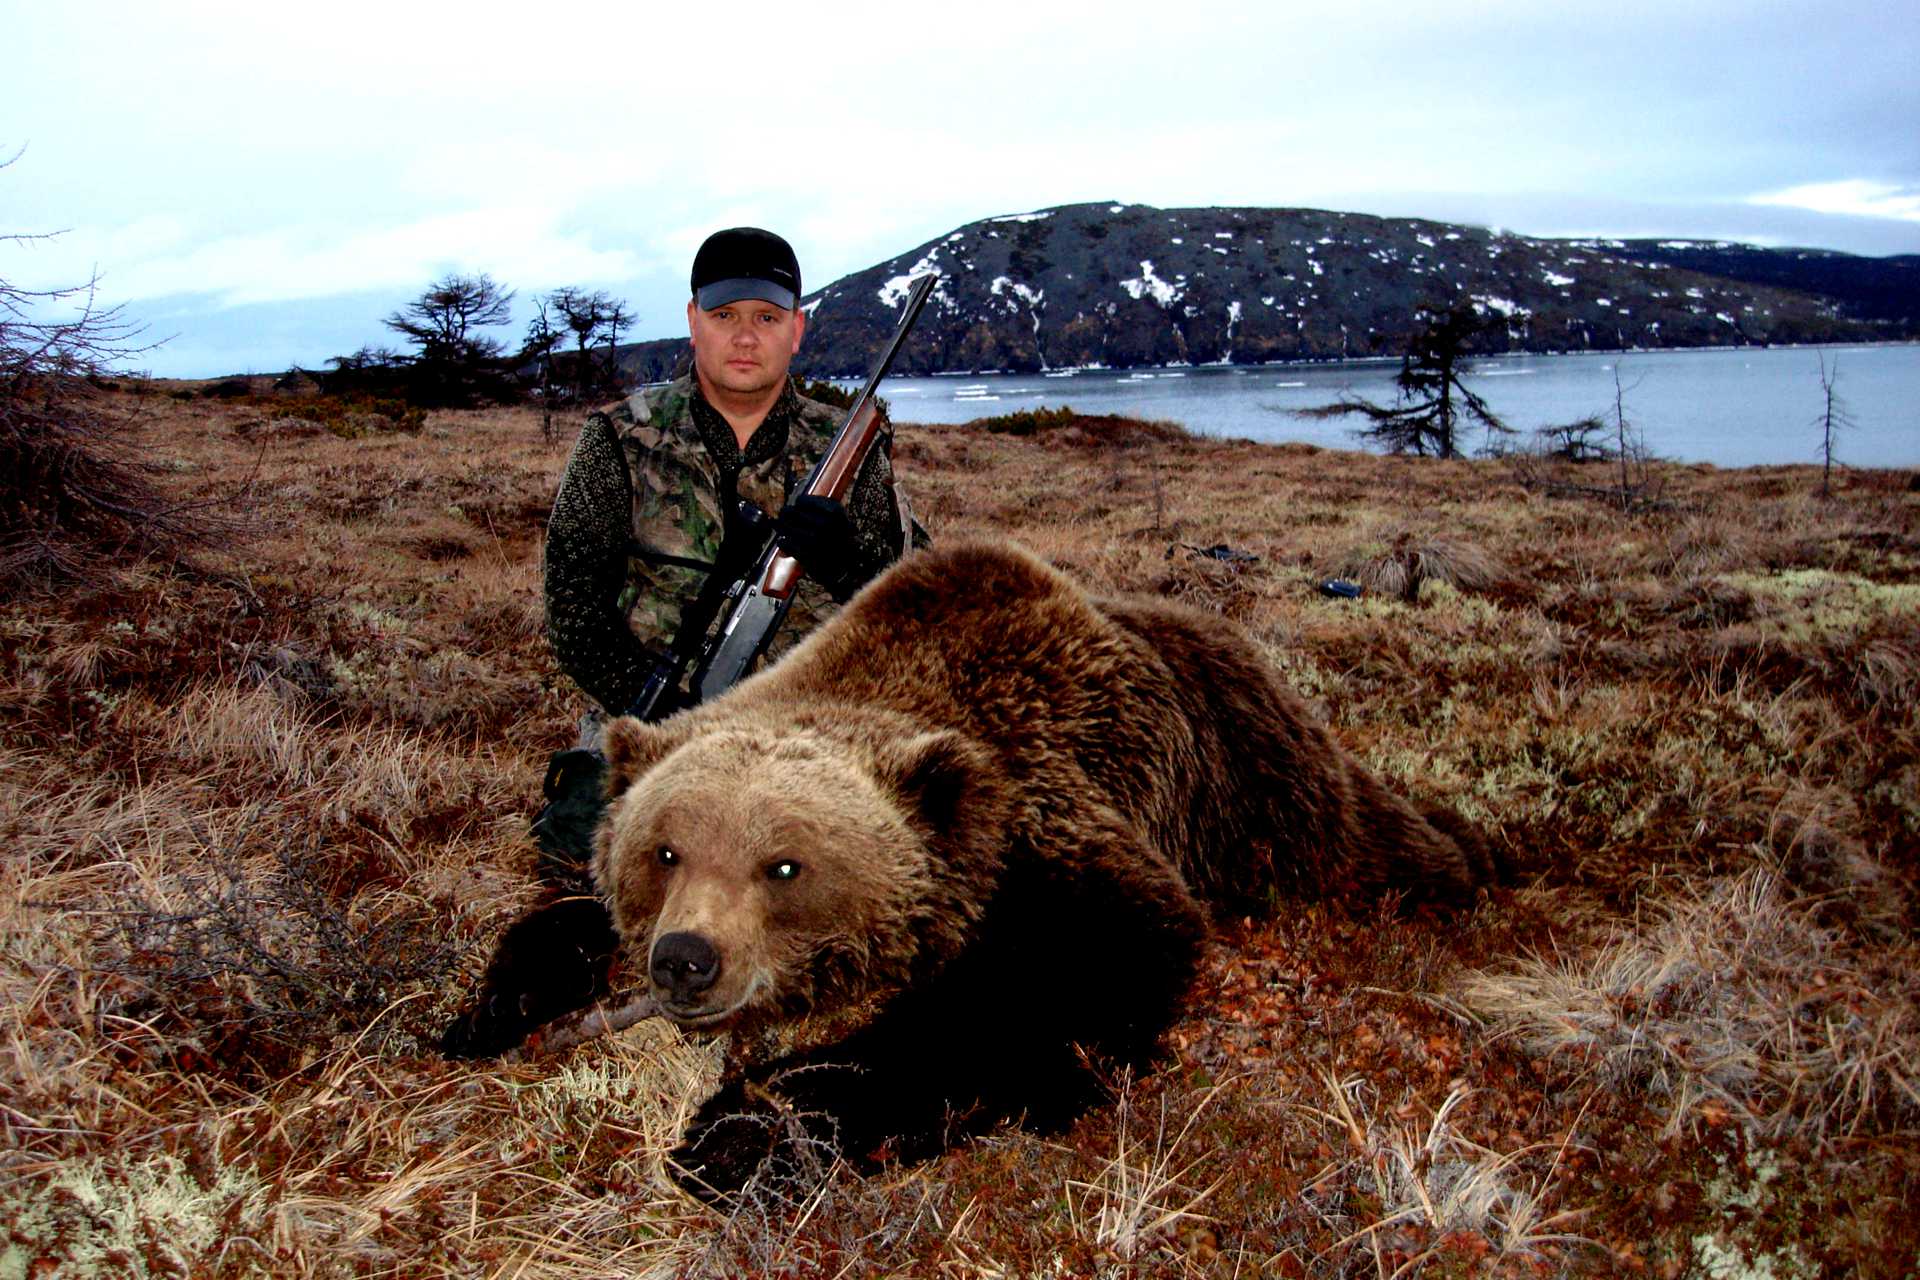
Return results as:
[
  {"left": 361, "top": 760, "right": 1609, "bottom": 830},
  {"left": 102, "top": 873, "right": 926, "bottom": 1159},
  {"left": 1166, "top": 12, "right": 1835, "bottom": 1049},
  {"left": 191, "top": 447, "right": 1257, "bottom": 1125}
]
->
[{"left": 650, "top": 931, "right": 721, "bottom": 1000}]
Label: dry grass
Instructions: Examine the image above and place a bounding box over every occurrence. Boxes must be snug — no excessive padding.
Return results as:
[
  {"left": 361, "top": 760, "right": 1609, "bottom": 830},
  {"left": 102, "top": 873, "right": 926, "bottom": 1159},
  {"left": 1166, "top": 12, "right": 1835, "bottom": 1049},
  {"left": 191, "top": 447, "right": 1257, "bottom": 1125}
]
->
[
  {"left": 1288, "top": 1073, "right": 1593, "bottom": 1276},
  {"left": 1461, "top": 867, "right": 1920, "bottom": 1141},
  {"left": 1, "top": 390, "right": 1915, "bottom": 1276},
  {"left": 1063, "top": 1079, "right": 1227, "bottom": 1263},
  {"left": 1334, "top": 533, "right": 1506, "bottom": 603}
]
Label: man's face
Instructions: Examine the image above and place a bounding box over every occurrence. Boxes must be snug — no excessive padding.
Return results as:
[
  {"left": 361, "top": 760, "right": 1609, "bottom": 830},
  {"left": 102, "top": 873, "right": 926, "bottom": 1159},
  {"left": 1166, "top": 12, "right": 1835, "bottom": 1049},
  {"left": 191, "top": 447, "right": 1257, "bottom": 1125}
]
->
[{"left": 686, "top": 297, "right": 806, "bottom": 402}]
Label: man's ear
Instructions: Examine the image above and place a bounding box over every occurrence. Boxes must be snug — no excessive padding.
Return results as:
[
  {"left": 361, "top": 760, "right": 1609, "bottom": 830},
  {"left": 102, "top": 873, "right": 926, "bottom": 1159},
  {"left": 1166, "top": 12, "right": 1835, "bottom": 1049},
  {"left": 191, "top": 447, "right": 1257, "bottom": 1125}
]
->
[
  {"left": 790, "top": 306, "right": 806, "bottom": 355},
  {"left": 872, "top": 730, "right": 993, "bottom": 836},
  {"left": 603, "top": 716, "right": 680, "bottom": 797}
]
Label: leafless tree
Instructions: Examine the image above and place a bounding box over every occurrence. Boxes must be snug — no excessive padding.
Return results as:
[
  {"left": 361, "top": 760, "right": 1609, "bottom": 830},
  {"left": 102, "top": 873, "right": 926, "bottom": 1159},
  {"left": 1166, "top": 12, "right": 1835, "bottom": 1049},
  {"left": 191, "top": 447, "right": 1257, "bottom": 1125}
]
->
[
  {"left": 1814, "top": 352, "right": 1853, "bottom": 498},
  {"left": 521, "top": 296, "right": 562, "bottom": 442},
  {"left": 1, "top": 150, "right": 223, "bottom": 586},
  {"left": 548, "top": 287, "right": 634, "bottom": 402}
]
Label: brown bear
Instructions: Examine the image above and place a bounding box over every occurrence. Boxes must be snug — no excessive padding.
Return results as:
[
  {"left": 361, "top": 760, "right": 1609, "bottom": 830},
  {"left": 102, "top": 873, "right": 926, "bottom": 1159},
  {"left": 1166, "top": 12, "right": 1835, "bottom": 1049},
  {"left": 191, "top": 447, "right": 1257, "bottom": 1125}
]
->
[{"left": 593, "top": 540, "right": 1490, "bottom": 1199}]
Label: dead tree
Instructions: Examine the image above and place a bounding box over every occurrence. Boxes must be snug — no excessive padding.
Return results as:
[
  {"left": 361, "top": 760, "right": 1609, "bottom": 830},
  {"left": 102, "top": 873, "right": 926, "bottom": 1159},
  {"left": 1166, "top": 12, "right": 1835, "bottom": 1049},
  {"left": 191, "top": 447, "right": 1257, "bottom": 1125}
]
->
[
  {"left": 548, "top": 287, "right": 633, "bottom": 403},
  {"left": 520, "top": 297, "right": 563, "bottom": 442},
  {"left": 1, "top": 151, "right": 221, "bottom": 586},
  {"left": 1814, "top": 352, "right": 1853, "bottom": 498}
]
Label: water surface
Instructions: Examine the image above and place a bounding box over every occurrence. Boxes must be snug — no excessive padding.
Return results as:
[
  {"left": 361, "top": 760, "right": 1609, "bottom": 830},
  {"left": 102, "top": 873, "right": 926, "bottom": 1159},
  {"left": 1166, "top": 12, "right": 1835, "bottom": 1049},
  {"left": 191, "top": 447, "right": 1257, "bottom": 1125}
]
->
[{"left": 877, "top": 344, "right": 1918, "bottom": 468}]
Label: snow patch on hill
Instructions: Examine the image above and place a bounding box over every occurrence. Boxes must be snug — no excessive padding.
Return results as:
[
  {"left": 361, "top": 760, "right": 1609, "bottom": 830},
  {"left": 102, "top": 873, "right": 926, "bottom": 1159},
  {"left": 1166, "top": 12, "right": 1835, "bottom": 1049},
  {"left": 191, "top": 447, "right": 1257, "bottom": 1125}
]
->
[{"left": 1120, "top": 260, "right": 1181, "bottom": 307}]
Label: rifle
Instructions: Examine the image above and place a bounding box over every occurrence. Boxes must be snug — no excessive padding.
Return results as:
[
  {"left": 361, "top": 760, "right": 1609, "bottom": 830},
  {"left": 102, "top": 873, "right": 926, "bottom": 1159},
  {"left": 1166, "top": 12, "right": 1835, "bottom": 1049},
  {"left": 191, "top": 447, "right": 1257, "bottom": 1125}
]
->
[{"left": 624, "top": 271, "right": 939, "bottom": 720}]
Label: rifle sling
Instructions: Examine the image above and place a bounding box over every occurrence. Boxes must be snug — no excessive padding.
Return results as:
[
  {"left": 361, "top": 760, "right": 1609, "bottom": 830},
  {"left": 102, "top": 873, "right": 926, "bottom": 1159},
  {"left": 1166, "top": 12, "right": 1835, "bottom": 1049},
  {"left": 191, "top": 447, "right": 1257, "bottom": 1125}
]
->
[{"left": 628, "top": 545, "right": 716, "bottom": 574}]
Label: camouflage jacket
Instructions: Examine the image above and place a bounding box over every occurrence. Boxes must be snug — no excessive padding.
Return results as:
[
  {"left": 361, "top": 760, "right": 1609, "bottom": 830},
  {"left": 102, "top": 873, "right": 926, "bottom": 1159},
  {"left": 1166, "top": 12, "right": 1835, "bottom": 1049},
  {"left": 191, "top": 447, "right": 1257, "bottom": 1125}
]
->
[{"left": 544, "top": 375, "right": 919, "bottom": 714}]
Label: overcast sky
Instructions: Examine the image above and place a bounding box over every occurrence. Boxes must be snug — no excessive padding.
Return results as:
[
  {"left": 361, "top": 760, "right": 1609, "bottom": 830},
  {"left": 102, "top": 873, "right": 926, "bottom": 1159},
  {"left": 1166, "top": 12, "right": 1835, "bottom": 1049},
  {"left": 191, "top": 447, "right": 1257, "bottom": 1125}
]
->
[{"left": 8, "top": 1, "right": 1918, "bottom": 376}]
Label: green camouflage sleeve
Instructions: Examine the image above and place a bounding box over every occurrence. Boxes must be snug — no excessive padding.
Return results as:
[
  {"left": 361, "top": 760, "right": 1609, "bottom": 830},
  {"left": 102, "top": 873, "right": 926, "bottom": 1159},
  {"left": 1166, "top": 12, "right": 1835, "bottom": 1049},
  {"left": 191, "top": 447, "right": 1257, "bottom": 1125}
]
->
[{"left": 543, "top": 412, "right": 652, "bottom": 713}]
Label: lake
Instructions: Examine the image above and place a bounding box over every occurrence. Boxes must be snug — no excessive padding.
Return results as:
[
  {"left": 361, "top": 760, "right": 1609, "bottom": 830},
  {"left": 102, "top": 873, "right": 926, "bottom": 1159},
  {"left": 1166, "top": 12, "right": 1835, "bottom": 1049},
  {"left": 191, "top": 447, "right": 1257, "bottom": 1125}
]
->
[{"left": 876, "top": 344, "right": 1919, "bottom": 469}]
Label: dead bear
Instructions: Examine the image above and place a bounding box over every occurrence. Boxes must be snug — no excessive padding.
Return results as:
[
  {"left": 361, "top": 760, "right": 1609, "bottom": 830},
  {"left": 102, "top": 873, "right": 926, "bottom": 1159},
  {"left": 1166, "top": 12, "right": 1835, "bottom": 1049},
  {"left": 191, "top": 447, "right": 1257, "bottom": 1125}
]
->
[{"left": 593, "top": 540, "right": 1492, "bottom": 1199}]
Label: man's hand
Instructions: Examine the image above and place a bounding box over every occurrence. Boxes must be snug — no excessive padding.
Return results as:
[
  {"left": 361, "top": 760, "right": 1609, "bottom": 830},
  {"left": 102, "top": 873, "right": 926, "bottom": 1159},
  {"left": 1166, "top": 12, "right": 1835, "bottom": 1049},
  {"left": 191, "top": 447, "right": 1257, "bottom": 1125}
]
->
[{"left": 774, "top": 494, "right": 861, "bottom": 601}]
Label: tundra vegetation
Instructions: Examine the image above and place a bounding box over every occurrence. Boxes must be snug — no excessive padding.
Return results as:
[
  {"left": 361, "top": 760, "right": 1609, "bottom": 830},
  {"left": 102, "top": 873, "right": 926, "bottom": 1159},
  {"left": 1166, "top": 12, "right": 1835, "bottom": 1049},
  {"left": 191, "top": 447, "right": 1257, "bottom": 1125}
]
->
[{"left": 2, "top": 382, "right": 1916, "bottom": 1277}]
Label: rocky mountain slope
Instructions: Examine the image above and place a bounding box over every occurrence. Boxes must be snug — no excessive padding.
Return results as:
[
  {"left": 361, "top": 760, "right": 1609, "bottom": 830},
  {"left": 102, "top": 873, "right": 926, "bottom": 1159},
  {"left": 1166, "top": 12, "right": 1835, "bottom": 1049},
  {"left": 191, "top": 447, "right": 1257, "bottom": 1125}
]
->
[{"left": 614, "top": 202, "right": 1920, "bottom": 380}]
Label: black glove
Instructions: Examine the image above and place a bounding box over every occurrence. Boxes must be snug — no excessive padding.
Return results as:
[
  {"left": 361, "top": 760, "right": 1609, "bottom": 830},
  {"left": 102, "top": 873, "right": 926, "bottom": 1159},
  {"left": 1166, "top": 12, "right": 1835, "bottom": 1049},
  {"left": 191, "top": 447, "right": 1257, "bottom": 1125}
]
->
[
  {"left": 530, "top": 747, "right": 609, "bottom": 890},
  {"left": 774, "top": 494, "right": 862, "bottom": 601}
]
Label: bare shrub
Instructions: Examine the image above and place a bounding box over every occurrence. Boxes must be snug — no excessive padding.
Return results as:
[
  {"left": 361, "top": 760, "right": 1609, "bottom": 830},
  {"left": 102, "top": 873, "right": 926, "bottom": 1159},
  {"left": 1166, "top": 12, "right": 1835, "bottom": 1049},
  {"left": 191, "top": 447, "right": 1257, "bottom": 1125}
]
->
[
  {"left": 1, "top": 153, "right": 232, "bottom": 587},
  {"left": 99, "top": 834, "right": 457, "bottom": 1068}
]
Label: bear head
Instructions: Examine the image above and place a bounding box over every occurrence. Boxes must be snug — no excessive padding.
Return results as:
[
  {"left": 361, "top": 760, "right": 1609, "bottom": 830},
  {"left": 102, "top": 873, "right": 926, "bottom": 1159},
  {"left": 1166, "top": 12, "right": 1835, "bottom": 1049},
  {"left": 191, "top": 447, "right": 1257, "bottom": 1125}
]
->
[{"left": 592, "top": 711, "right": 1007, "bottom": 1033}]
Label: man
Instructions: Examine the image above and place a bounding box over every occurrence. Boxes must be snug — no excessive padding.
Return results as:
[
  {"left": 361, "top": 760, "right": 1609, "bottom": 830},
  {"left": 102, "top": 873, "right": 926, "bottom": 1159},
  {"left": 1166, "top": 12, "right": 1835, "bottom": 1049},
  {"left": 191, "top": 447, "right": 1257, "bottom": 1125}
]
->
[
  {"left": 441, "top": 228, "right": 922, "bottom": 1057},
  {"left": 545, "top": 225, "right": 919, "bottom": 719}
]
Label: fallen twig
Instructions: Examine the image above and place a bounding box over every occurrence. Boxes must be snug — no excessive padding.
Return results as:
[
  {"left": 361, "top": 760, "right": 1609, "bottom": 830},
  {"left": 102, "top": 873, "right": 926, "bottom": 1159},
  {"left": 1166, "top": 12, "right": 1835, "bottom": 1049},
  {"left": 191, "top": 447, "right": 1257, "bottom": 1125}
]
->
[{"left": 504, "top": 992, "right": 661, "bottom": 1062}]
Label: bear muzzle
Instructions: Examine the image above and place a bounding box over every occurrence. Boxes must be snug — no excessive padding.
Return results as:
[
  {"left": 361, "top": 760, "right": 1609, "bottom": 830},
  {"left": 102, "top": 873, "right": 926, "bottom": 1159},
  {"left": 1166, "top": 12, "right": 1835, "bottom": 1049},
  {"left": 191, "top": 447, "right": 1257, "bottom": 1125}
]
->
[{"left": 650, "top": 930, "right": 724, "bottom": 1017}]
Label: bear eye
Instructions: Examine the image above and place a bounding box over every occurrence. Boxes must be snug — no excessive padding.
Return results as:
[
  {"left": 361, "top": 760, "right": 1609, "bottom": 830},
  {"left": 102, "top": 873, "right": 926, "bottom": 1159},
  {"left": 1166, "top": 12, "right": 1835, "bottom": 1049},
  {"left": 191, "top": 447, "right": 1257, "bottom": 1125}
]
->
[
  {"left": 658, "top": 846, "right": 679, "bottom": 868},
  {"left": 765, "top": 859, "right": 801, "bottom": 882}
]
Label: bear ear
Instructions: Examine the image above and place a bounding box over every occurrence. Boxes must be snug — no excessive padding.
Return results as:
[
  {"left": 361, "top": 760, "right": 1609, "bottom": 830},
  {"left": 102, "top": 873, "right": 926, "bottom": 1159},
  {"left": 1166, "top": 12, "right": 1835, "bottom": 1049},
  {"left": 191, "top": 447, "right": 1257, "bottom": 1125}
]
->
[
  {"left": 873, "top": 730, "right": 991, "bottom": 836},
  {"left": 602, "top": 716, "right": 680, "bottom": 797}
]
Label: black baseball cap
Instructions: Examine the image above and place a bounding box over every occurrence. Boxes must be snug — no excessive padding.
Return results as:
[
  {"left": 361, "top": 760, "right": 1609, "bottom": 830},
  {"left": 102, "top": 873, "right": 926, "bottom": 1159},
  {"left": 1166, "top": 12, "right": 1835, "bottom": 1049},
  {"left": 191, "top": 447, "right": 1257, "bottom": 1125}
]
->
[{"left": 691, "top": 227, "right": 801, "bottom": 311}]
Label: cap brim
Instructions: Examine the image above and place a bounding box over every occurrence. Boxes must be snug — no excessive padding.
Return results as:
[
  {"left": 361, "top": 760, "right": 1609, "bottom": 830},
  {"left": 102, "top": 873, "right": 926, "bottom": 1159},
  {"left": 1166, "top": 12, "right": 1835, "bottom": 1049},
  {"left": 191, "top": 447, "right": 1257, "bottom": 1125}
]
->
[{"left": 696, "top": 279, "right": 797, "bottom": 311}]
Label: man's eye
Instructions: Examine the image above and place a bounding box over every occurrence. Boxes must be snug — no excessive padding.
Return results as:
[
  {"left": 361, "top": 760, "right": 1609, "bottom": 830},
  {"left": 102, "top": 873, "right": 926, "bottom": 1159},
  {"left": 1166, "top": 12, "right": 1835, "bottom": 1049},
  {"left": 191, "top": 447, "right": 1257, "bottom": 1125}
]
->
[
  {"left": 658, "top": 847, "right": 679, "bottom": 868},
  {"left": 765, "top": 860, "right": 801, "bottom": 882}
]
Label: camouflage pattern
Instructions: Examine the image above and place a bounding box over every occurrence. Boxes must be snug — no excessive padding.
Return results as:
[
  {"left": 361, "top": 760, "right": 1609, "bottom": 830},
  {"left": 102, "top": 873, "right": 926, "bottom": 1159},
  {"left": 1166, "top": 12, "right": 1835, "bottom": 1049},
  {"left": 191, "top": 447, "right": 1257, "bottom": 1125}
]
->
[{"left": 544, "top": 374, "right": 918, "bottom": 715}]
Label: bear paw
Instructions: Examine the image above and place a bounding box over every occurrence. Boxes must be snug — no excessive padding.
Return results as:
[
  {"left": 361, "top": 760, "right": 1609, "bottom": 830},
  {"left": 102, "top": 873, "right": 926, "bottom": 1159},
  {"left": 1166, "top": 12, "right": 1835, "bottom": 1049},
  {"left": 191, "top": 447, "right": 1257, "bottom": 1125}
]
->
[
  {"left": 440, "top": 896, "right": 618, "bottom": 1059},
  {"left": 669, "top": 1080, "right": 844, "bottom": 1204}
]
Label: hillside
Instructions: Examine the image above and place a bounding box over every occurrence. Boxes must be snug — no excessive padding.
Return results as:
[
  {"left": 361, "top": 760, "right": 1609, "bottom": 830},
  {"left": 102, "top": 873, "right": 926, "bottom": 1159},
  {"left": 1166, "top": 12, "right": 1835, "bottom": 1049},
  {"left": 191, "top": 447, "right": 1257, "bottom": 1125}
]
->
[{"left": 614, "top": 202, "right": 1920, "bottom": 381}]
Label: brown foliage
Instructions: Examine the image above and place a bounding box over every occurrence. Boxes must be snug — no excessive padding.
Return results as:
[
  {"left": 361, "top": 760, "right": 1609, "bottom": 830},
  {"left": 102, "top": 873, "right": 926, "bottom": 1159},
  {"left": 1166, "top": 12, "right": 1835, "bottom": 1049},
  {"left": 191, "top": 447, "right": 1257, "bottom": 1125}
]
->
[{"left": 2, "top": 390, "right": 1916, "bottom": 1276}]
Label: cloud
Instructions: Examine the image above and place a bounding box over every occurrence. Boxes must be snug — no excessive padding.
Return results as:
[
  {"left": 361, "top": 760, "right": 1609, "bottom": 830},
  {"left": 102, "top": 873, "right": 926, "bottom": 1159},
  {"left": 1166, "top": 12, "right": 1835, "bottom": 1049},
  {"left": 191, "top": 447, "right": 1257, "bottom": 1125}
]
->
[
  {"left": 1750, "top": 180, "right": 1920, "bottom": 224},
  {"left": 26, "top": 206, "right": 647, "bottom": 310},
  {"left": 10, "top": 0, "right": 1917, "bottom": 377}
]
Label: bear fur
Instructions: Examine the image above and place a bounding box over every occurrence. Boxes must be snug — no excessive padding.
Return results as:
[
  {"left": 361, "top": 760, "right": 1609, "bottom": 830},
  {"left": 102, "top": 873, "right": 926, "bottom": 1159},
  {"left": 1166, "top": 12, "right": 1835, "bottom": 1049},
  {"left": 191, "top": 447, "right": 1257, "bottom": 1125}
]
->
[{"left": 594, "top": 540, "right": 1490, "bottom": 1199}]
